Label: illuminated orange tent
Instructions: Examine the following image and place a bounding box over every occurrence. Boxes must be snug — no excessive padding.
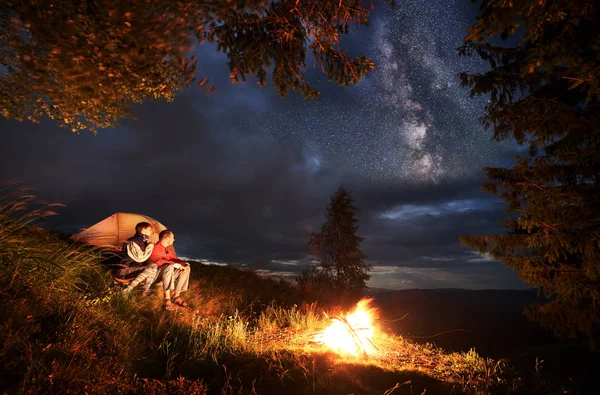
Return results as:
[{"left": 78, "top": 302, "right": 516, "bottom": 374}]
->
[{"left": 72, "top": 212, "right": 167, "bottom": 251}]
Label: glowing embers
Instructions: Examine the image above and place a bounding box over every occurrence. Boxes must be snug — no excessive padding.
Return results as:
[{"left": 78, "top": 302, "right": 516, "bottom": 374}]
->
[{"left": 312, "top": 298, "right": 379, "bottom": 357}]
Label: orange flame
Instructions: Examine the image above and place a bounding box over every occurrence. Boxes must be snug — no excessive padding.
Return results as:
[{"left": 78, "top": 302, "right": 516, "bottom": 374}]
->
[{"left": 316, "top": 298, "right": 379, "bottom": 357}]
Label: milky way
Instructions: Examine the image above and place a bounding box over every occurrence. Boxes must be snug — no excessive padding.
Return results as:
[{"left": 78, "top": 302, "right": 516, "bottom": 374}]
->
[{"left": 256, "top": 0, "right": 503, "bottom": 185}]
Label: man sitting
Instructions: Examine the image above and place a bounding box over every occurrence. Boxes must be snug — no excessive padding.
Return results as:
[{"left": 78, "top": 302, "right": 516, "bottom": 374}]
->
[
  {"left": 117, "top": 222, "right": 157, "bottom": 295},
  {"left": 150, "top": 230, "right": 191, "bottom": 310}
]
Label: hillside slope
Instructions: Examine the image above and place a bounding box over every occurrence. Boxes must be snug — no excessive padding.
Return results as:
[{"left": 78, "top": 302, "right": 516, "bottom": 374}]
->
[{"left": 1, "top": 189, "right": 590, "bottom": 394}]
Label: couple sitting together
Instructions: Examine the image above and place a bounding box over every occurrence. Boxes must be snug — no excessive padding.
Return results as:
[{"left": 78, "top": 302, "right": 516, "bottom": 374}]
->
[{"left": 117, "top": 221, "right": 191, "bottom": 311}]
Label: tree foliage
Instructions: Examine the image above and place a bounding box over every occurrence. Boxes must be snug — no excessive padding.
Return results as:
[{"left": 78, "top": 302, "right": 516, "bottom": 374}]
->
[
  {"left": 300, "top": 186, "right": 370, "bottom": 296},
  {"left": 0, "top": 0, "right": 380, "bottom": 133},
  {"left": 459, "top": 0, "right": 600, "bottom": 340}
]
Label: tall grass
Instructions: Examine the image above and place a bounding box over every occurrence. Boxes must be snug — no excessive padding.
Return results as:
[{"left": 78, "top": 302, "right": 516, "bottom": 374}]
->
[{"left": 0, "top": 182, "right": 150, "bottom": 392}]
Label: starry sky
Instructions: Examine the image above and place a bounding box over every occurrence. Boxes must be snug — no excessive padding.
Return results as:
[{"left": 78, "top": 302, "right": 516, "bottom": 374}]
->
[{"left": 0, "top": 0, "right": 529, "bottom": 290}]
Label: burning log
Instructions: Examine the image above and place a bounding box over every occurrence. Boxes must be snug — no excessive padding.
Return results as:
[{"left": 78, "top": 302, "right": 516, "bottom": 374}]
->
[{"left": 310, "top": 299, "right": 379, "bottom": 357}]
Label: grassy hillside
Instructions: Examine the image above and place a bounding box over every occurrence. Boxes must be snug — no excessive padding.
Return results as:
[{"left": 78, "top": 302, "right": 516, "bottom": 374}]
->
[{"left": 0, "top": 187, "right": 579, "bottom": 394}]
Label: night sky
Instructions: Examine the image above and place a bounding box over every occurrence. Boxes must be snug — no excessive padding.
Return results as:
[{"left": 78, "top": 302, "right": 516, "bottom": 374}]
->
[{"left": 0, "top": 0, "right": 529, "bottom": 290}]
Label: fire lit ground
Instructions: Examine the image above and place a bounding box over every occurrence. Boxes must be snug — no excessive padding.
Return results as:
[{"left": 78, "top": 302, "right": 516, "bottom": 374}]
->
[{"left": 160, "top": 287, "right": 515, "bottom": 395}]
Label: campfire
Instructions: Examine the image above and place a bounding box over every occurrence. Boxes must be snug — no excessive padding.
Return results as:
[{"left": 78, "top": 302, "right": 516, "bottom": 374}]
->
[{"left": 311, "top": 298, "right": 379, "bottom": 357}]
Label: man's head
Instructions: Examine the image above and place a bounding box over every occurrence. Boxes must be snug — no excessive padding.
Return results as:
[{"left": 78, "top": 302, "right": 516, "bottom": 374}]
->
[
  {"left": 159, "top": 230, "right": 175, "bottom": 247},
  {"left": 135, "top": 222, "right": 153, "bottom": 238}
]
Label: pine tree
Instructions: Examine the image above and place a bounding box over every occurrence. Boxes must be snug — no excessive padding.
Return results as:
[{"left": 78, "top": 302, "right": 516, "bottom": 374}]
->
[
  {"left": 301, "top": 186, "right": 370, "bottom": 295},
  {"left": 0, "top": 0, "right": 387, "bottom": 133},
  {"left": 459, "top": 1, "right": 600, "bottom": 340}
]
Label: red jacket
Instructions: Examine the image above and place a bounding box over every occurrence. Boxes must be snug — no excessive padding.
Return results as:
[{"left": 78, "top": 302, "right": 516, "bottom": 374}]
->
[{"left": 150, "top": 243, "right": 186, "bottom": 267}]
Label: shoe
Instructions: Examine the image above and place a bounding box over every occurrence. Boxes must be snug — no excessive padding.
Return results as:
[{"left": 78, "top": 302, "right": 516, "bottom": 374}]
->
[
  {"left": 163, "top": 299, "right": 175, "bottom": 311},
  {"left": 173, "top": 297, "right": 188, "bottom": 307}
]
